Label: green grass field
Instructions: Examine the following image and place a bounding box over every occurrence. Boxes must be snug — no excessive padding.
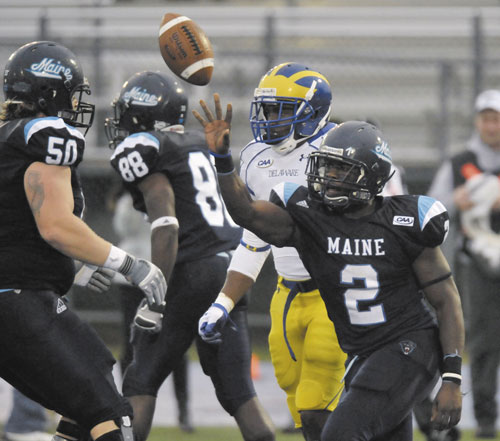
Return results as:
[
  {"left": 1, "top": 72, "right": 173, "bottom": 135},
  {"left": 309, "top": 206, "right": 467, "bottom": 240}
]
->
[{"left": 146, "top": 426, "right": 500, "bottom": 441}]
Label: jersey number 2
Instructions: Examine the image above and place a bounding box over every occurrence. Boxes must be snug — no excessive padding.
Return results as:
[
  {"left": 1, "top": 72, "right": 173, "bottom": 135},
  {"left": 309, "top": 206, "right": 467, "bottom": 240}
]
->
[{"left": 342, "top": 264, "right": 386, "bottom": 325}]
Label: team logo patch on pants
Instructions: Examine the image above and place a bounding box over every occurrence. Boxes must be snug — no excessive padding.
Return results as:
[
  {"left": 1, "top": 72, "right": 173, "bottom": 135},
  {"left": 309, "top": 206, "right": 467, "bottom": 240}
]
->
[{"left": 399, "top": 340, "right": 416, "bottom": 355}]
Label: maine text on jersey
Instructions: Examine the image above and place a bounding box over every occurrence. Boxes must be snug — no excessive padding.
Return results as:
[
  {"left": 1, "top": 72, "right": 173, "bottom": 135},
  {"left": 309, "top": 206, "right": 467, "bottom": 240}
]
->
[{"left": 327, "top": 237, "right": 385, "bottom": 256}]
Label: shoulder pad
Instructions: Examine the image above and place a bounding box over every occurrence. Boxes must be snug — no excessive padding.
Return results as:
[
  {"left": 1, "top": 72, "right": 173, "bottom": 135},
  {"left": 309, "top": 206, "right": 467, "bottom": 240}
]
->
[
  {"left": 23, "top": 117, "right": 85, "bottom": 166},
  {"left": 111, "top": 132, "right": 160, "bottom": 160},
  {"left": 269, "top": 182, "right": 302, "bottom": 206},
  {"left": 416, "top": 195, "right": 449, "bottom": 246},
  {"left": 24, "top": 117, "right": 85, "bottom": 144}
]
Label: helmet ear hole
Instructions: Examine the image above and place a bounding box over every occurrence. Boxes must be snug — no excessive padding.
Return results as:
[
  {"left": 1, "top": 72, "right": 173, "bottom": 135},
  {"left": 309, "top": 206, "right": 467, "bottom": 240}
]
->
[{"left": 37, "top": 97, "right": 47, "bottom": 109}]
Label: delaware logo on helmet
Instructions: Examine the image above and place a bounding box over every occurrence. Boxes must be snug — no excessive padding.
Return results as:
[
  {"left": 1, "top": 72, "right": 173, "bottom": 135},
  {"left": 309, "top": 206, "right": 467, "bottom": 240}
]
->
[
  {"left": 27, "top": 58, "right": 73, "bottom": 80},
  {"left": 124, "top": 87, "right": 159, "bottom": 106}
]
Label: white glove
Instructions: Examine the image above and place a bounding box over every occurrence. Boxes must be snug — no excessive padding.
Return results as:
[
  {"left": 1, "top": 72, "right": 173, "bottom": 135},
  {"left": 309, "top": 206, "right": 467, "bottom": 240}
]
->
[
  {"left": 125, "top": 258, "right": 167, "bottom": 307},
  {"left": 134, "top": 298, "right": 164, "bottom": 333},
  {"left": 74, "top": 264, "right": 115, "bottom": 294},
  {"left": 198, "top": 303, "right": 229, "bottom": 344}
]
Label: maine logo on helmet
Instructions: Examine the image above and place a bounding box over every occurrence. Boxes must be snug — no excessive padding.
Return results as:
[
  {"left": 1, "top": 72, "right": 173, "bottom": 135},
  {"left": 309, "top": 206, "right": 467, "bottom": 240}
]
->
[
  {"left": 27, "top": 57, "right": 73, "bottom": 81},
  {"left": 123, "top": 86, "right": 159, "bottom": 106},
  {"left": 250, "top": 62, "right": 332, "bottom": 155}
]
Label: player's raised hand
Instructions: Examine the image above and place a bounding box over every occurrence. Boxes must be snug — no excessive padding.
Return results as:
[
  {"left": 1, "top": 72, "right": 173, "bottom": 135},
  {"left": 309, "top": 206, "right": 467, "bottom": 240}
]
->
[{"left": 192, "top": 93, "right": 232, "bottom": 155}]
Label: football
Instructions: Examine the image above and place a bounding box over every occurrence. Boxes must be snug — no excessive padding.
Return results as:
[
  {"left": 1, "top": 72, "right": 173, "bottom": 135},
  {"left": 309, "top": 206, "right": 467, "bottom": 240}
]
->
[{"left": 158, "top": 13, "right": 214, "bottom": 86}]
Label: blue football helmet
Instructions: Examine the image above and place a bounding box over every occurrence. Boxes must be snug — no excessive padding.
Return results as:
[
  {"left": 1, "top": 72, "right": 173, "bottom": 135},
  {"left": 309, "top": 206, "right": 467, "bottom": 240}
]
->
[{"left": 250, "top": 62, "right": 332, "bottom": 154}]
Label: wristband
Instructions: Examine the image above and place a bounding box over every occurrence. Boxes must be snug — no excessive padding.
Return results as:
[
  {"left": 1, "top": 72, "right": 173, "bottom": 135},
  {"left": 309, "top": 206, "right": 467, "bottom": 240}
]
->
[
  {"left": 214, "top": 292, "right": 235, "bottom": 313},
  {"left": 210, "top": 151, "right": 234, "bottom": 174},
  {"left": 151, "top": 216, "right": 179, "bottom": 231},
  {"left": 104, "top": 245, "right": 134, "bottom": 275},
  {"left": 442, "top": 353, "right": 462, "bottom": 385}
]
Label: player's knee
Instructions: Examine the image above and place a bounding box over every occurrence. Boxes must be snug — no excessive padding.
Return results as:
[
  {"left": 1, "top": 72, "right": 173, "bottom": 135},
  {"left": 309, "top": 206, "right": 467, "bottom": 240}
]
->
[{"left": 296, "top": 379, "right": 325, "bottom": 411}]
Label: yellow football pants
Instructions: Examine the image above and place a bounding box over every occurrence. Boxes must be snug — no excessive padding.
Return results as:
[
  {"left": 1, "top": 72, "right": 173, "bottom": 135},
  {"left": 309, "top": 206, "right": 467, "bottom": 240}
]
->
[{"left": 268, "top": 277, "right": 347, "bottom": 428}]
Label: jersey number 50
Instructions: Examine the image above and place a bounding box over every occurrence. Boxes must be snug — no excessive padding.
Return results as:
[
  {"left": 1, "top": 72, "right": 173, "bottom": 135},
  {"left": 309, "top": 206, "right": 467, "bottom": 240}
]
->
[{"left": 46, "top": 136, "right": 78, "bottom": 166}]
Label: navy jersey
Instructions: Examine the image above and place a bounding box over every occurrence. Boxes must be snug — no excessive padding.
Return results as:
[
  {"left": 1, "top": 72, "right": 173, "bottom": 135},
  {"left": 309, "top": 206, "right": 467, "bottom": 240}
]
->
[
  {"left": 110, "top": 130, "right": 241, "bottom": 262},
  {"left": 271, "top": 184, "right": 448, "bottom": 357},
  {"left": 0, "top": 116, "right": 85, "bottom": 294}
]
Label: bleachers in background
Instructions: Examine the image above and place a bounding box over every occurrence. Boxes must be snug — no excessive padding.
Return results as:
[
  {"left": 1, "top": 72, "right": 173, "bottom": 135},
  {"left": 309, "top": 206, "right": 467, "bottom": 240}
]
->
[{"left": 0, "top": 4, "right": 499, "bottom": 169}]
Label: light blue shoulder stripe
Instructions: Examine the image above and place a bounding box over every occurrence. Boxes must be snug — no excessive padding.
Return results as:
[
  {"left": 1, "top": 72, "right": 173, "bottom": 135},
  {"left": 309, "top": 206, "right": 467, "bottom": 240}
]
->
[
  {"left": 418, "top": 195, "right": 447, "bottom": 231},
  {"left": 111, "top": 132, "right": 160, "bottom": 159},
  {"left": 273, "top": 182, "right": 301, "bottom": 205},
  {"left": 24, "top": 117, "right": 85, "bottom": 144}
]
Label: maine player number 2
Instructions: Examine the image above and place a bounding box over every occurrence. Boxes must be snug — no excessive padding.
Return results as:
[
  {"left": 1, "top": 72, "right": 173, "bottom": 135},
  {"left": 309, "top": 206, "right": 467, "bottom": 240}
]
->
[{"left": 342, "top": 264, "right": 385, "bottom": 325}]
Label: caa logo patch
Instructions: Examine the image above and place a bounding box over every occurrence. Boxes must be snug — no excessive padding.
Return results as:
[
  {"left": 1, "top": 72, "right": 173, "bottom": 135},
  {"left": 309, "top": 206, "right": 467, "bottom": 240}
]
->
[
  {"left": 257, "top": 159, "right": 273, "bottom": 168},
  {"left": 393, "top": 215, "right": 414, "bottom": 227}
]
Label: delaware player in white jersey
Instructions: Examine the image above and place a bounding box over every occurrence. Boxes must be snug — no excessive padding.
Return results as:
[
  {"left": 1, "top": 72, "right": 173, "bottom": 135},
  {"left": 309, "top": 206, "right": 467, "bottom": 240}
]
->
[{"left": 200, "top": 63, "right": 344, "bottom": 441}]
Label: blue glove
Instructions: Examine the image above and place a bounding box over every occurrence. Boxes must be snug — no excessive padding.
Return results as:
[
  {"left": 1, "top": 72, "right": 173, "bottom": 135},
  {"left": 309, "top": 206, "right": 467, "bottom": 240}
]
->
[{"left": 198, "top": 303, "right": 230, "bottom": 344}]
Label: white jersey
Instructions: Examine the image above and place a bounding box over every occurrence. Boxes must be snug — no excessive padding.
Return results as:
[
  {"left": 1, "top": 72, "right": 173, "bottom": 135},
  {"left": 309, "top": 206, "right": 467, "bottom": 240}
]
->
[{"left": 238, "top": 122, "right": 336, "bottom": 280}]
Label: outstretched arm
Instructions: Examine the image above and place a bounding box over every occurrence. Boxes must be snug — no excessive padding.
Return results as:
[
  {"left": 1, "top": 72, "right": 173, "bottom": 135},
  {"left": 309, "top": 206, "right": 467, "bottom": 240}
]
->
[{"left": 193, "top": 93, "right": 297, "bottom": 247}]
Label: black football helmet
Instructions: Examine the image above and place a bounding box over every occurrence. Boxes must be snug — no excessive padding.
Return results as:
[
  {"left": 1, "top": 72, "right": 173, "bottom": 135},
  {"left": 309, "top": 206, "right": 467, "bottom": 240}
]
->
[
  {"left": 306, "top": 121, "right": 393, "bottom": 210},
  {"left": 105, "top": 71, "right": 188, "bottom": 149},
  {"left": 3, "top": 41, "right": 94, "bottom": 132}
]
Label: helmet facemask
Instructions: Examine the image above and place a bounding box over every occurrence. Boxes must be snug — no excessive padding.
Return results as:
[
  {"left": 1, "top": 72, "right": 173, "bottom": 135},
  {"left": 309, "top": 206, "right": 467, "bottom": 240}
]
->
[
  {"left": 250, "top": 95, "right": 315, "bottom": 154},
  {"left": 307, "top": 152, "right": 379, "bottom": 212},
  {"left": 55, "top": 82, "right": 95, "bottom": 134},
  {"left": 104, "top": 99, "right": 129, "bottom": 149}
]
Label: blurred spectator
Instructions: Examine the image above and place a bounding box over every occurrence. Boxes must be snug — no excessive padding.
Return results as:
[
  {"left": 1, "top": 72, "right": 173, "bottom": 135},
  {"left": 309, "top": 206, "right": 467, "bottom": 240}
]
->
[
  {"left": 428, "top": 89, "right": 500, "bottom": 439},
  {"left": 112, "top": 191, "right": 193, "bottom": 432}
]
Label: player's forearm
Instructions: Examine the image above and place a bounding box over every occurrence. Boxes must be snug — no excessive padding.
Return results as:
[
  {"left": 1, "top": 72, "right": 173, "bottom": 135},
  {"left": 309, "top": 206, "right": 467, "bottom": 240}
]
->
[
  {"left": 434, "top": 281, "right": 465, "bottom": 357},
  {"left": 39, "top": 213, "right": 113, "bottom": 265},
  {"left": 217, "top": 172, "right": 256, "bottom": 228},
  {"left": 151, "top": 226, "right": 178, "bottom": 284},
  {"left": 220, "top": 270, "right": 255, "bottom": 305}
]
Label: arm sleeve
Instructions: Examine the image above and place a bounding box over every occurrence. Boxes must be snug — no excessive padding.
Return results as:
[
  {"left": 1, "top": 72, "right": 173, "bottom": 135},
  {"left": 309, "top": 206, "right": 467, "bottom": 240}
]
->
[{"left": 228, "top": 229, "right": 271, "bottom": 281}]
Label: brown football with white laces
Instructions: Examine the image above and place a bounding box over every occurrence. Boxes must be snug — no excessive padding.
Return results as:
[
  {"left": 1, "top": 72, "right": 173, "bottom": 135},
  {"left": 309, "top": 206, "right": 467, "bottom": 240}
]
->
[{"left": 158, "top": 12, "right": 214, "bottom": 86}]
